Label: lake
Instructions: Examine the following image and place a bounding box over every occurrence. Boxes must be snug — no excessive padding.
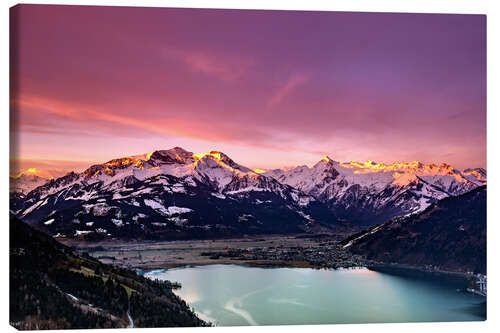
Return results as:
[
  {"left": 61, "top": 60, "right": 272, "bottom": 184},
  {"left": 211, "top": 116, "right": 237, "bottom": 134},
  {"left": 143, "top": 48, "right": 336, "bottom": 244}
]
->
[{"left": 144, "top": 264, "right": 486, "bottom": 326}]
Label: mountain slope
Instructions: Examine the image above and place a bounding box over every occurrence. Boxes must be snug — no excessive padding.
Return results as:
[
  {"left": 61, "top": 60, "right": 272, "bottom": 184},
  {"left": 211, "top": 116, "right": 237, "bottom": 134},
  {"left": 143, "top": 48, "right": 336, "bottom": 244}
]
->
[
  {"left": 13, "top": 148, "right": 340, "bottom": 239},
  {"left": 10, "top": 216, "right": 207, "bottom": 329},
  {"left": 341, "top": 186, "right": 486, "bottom": 274},
  {"left": 265, "top": 158, "right": 485, "bottom": 226}
]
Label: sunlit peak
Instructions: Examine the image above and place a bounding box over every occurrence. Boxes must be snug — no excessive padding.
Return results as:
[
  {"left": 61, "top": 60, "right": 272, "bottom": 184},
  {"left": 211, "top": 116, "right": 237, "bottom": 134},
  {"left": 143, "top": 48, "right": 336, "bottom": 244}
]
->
[
  {"left": 193, "top": 151, "right": 224, "bottom": 161},
  {"left": 321, "top": 156, "right": 334, "bottom": 163},
  {"left": 337, "top": 159, "right": 461, "bottom": 178},
  {"left": 11, "top": 167, "right": 51, "bottom": 179}
]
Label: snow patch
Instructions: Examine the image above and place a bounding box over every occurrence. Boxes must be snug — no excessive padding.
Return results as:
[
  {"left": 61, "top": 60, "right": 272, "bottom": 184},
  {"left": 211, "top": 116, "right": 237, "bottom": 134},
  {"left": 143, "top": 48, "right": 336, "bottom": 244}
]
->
[
  {"left": 75, "top": 230, "right": 92, "bottom": 236},
  {"left": 43, "top": 218, "right": 55, "bottom": 225},
  {"left": 238, "top": 214, "right": 254, "bottom": 223},
  {"left": 111, "top": 219, "right": 124, "bottom": 227},
  {"left": 152, "top": 222, "right": 168, "bottom": 227},
  {"left": 211, "top": 192, "right": 226, "bottom": 199},
  {"left": 166, "top": 206, "right": 193, "bottom": 215}
]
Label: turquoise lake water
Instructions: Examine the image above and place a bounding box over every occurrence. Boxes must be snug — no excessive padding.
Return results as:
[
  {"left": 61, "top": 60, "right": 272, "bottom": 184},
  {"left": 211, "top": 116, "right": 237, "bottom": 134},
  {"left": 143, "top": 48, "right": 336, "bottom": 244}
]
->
[{"left": 145, "top": 264, "right": 485, "bottom": 326}]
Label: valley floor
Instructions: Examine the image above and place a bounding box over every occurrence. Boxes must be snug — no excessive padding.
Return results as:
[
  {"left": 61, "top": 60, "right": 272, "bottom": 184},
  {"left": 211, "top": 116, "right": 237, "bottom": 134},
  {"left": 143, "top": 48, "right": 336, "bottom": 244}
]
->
[
  {"left": 61, "top": 234, "right": 364, "bottom": 270},
  {"left": 61, "top": 234, "right": 486, "bottom": 301}
]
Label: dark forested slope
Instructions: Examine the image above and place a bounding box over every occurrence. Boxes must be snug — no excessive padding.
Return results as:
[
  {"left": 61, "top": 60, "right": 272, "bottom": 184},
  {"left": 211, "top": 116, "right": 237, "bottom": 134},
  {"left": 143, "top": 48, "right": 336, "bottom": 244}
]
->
[
  {"left": 10, "top": 217, "right": 208, "bottom": 329},
  {"left": 343, "top": 186, "right": 486, "bottom": 274}
]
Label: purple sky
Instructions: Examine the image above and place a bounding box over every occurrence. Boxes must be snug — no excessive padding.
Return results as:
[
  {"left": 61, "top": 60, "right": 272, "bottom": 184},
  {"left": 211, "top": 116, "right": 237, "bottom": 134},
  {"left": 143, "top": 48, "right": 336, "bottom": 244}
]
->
[{"left": 10, "top": 5, "right": 486, "bottom": 175}]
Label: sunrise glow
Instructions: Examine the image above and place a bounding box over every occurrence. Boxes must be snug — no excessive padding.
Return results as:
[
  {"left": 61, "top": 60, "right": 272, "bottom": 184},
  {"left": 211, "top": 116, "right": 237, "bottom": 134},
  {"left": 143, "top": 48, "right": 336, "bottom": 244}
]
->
[{"left": 10, "top": 6, "right": 486, "bottom": 178}]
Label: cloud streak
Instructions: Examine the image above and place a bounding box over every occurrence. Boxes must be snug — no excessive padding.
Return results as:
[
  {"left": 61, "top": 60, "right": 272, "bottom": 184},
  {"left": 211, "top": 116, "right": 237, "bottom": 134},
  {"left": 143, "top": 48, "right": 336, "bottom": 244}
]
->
[
  {"left": 163, "top": 47, "right": 255, "bottom": 81},
  {"left": 268, "top": 74, "right": 308, "bottom": 107}
]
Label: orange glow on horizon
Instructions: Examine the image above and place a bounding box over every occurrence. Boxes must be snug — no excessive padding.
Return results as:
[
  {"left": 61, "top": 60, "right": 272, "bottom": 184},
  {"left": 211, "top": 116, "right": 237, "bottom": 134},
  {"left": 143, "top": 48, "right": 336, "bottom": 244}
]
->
[{"left": 11, "top": 167, "right": 54, "bottom": 180}]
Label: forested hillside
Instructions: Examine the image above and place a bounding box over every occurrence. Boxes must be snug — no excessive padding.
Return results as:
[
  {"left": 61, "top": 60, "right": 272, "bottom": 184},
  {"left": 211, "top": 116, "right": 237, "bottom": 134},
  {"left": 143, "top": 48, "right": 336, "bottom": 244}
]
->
[{"left": 10, "top": 216, "right": 208, "bottom": 329}]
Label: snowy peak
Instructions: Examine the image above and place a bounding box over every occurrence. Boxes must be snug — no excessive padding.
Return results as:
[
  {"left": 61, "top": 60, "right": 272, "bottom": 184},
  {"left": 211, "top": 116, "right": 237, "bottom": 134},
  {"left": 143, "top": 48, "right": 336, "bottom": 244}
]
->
[
  {"left": 82, "top": 147, "right": 254, "bottom": 184},
  {"left": 295, "top": 157, "right": 480, "bottom": 189},
  {"left": 320, "top": 155, "right": 335, "bottom": 164},
  {"left": 82, "top": 147, "right": 194, "bottom": 180},
  {"left": 465, "top": 167, "right": 486, "bottom": 177},
  {"left": 391, "top": 172, "right": 418, "bottom": 186},
  {"left": 193, "top": 151, "right": 252, "bottom": 173},
  {"left": 335, "top": 160, "right": 457, "bottom": 175},
  {"left": 148, "top": 147, "right": 195, "bottom": 165},
  {"left": 264, "top": 156, "right": 486, "bottom": 224},
  {"left": 463, "top": 168, "right": 487, "bottom": 185},
  {"left": 26, "top": 147, "right": 298, "bottom": 203},
  {"left": 11, "top": 168, "right": 53, "bottom": 180},
  {"left": 10, "top": 170, "right": 50, "bottom": 195}
]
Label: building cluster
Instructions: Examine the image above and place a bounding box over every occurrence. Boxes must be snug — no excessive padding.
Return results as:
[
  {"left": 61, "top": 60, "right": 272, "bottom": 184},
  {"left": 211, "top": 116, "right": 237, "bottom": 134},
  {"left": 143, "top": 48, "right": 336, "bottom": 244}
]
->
[{"left": 201, "top": 242, "right": 366, "bottom": 269}]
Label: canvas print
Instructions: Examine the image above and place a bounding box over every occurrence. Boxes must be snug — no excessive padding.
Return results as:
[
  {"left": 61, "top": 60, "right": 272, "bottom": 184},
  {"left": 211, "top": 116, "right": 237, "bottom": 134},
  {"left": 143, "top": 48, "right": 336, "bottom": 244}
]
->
[{"left": 9, "top": 4, "right": 486, "bottom": 329}]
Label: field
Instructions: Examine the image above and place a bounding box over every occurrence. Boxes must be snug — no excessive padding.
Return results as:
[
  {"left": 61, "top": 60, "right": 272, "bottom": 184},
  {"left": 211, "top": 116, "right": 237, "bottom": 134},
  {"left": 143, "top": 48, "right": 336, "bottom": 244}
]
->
[{"left": 61, "top": 234, "right": 353, "bottom": 270}]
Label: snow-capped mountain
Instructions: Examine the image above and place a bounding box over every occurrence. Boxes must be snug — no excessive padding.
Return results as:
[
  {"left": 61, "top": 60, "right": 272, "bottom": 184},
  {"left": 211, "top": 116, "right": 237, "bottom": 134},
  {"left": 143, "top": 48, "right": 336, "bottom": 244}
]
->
[
  {"left": 10, "top": 171, "right": 50, "bottom": 195},
  {"left": 264, "top": 158, "right": 486, "bottom": 226},
  {"left": 11, "top": 147, "right": 486, "bottom": 239},
  {"left": 14, "top": 147, "right": 337, "bottom": 239},
  {"left": 462, "top": 167, "right": 487, "bottom": 185},
  {"left": 10, "top": 171, "right": 51, "bottom": 213}
]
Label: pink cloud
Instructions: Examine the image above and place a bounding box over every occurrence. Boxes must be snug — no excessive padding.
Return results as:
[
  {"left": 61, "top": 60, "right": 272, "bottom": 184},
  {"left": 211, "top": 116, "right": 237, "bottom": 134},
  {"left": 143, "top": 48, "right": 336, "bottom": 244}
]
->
[
  {"left": 10, "top": 6, "right": 485, "bottom": 171},
  {"left": 268, "top": 74, "right": 308, "bottom": 107},
  {"left": 163, "top": 47, "right": 254, "bottom": 81}
]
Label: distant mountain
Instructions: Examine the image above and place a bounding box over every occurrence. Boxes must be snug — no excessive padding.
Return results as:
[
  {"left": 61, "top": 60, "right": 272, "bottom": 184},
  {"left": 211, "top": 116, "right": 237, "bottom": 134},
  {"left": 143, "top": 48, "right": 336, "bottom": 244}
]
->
[
  {"left": 264, "top": 158, "right": 485, "bottom": 226},
  {"left": 463, "top": 168, "right": 487, "bottom": 185},
  {"left": 10, "top": 172, "right": 50, "bottom": 195},
  {"left": 341, "top": 186, "right": 486, "bottom": 274},
  {"left": 13, "top": 147, "right": 339, "bottom": 240},
  {"left": 10, "top": 216, "right": 207, "bottom": 329},
  {"left": 10, "top": 172, "right": 51, "bottom": 213}
]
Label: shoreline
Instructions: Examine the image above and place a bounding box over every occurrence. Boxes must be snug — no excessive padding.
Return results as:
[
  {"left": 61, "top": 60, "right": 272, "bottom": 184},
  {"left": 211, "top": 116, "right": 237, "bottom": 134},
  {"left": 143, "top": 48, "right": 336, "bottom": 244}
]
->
[
  {"left": 139, "top": 261, "right": 368, "bottom": 274},
  {"left": 367, "top": 263, "right": 486, "bottom": 297},
  {"left": 140, "top": 261, "right": 486, "bottom": 298},
  {"left": 142, "top": 262, "right": 486, "bottom": 325},
  {"left": 137, "top": 260, "right": 363, "bottom": 271},
  {"left": 67, "top": 236, "right": 486, "bottom": 298}
]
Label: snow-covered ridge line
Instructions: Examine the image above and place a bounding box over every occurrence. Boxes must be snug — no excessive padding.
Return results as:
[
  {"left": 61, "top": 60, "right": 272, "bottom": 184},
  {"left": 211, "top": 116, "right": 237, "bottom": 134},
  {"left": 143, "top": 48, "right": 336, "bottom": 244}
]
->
[
  {"left": 15, "top": 148, "right": 327, "bottom": 231},
  {"left": 12, "top": 147, "right": 486, "bottom": 197},
  {"left": 12, "top": 146, "right": 486, "bottom": 229},
  {"left": 263, "top": 155, "right": 485, "bottom": 224}
]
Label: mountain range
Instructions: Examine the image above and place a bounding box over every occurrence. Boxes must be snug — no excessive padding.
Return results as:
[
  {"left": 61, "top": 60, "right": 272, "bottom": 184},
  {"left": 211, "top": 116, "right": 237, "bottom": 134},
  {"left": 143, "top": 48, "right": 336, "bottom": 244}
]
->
[
  {"left": 264, "top": 158, "right": 485, "bottom": 225},
  {"left": 9, "top": 147, "right": 486, "bottom": 240}
]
